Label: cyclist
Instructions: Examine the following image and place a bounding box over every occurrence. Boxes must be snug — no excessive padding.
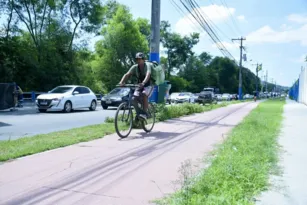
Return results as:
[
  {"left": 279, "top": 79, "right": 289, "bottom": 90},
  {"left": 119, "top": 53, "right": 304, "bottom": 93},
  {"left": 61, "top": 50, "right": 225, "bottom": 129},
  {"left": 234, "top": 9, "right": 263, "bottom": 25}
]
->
[
  {"left": 254, "top": 91, "right": 257, "bottom": 101},
  {"left": 118, "top": 52, "right": 154, "bottom": 120}
]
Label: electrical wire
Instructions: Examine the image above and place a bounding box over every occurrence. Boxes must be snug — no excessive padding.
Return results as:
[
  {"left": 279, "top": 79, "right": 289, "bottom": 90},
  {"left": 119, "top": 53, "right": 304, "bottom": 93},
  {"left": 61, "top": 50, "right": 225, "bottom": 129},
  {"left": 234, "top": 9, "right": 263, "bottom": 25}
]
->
[{"left": 179, "top": 0, "right": 236, "bottom": 60}]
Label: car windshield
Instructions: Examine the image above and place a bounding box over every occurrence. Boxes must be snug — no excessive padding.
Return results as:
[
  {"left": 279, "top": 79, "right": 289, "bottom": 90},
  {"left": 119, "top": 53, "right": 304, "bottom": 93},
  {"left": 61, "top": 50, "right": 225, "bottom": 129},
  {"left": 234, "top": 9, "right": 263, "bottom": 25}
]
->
[
  {"left": 179, "top": 93, "right": 190, "bottom": 96},
  {"left": 203, "top": 88, "right": 214, "bottom": 92},
  {"left": 109, "top": 88, "right": 130, "bottom": 96},
  {"left": 49, "top": 86, "right": 74, "bottom": 93},
  {"left": 170, "top": 93, "right": 179, "bottom": 97}
]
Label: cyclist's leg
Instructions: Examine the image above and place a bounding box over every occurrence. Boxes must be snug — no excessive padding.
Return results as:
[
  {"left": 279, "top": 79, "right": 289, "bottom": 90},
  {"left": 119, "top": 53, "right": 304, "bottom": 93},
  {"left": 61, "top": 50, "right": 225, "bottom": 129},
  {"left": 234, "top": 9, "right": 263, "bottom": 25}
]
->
[
  {"left": 142, "top": 86, "right": 154, "bottom": 115},
  {"left": 132, "top": 88, "right": 146, "bottom": 116},
  {"left": 137, "top": 86, "right": 154, "bottom": 119}
]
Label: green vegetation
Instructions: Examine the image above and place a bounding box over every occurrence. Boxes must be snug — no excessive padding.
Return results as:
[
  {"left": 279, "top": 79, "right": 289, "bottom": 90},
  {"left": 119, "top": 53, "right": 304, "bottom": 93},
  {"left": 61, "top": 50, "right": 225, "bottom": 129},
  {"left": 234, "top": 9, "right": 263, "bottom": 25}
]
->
[
  {"left": 0, "top": 0, "right": 274, "bottom": 95},
  {"left": 0, "top": 101, "right": 244, "bottom": 162},
  {"left": 155, "top": 99, "right": 285, "bottom": 205}
]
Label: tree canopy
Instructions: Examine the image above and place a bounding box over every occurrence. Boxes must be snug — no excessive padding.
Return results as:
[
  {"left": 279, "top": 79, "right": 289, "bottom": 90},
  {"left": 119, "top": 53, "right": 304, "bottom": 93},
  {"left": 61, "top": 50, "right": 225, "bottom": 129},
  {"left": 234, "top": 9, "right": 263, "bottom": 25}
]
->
[{"left": 0, "top": 1, "right": 264, "bottom": 95}]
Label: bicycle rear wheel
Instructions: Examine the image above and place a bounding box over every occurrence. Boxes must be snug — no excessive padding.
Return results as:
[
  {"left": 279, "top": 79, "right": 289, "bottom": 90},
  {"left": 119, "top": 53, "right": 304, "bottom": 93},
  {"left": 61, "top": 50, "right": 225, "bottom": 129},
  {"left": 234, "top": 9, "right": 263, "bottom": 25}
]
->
[
  {"left": 141, "top": 102, "right": 156, "bottom": 133},
  {"left": 115, "top": 102, "right": 133, "bottom": 138}
]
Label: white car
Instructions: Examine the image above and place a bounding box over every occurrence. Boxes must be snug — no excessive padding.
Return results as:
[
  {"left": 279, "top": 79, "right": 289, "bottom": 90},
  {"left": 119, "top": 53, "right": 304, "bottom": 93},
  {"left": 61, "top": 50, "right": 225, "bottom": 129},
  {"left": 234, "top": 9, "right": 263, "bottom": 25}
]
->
[
  {"left": 168, "top": 92, "right": 180, "bottom": 104},
  {"left": 222, "top": 93, "right": 231, "bottom": 101},
  {"left": 36, "top": 85, "right": 97, "bottom": 113},
  {"left": 174, "top": 92, "right": 193, "bottom": 103}
]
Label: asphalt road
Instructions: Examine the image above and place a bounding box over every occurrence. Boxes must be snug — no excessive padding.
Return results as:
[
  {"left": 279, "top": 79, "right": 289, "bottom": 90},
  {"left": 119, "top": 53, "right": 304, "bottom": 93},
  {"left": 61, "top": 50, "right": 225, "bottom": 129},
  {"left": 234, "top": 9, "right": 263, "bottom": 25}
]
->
[
  {"left": 0, "top": 101, "right": 226, "bottom": 141},
  {"left": 0, "top": 101, "right": 258, "bottom": 205},
  {"left": 0, "top": 102, "right": 117, "bottom": 141}
]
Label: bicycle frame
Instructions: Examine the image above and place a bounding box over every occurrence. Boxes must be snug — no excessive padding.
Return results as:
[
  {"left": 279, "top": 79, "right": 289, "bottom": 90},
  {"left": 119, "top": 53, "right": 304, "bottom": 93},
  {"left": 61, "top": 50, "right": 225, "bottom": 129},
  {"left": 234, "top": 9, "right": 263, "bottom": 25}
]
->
[
  {"left": 117, "top": 84, "right": 144, "bottom": 114},
  {"left": 115, "top": 84, "right": 156, "bottom": 138}
]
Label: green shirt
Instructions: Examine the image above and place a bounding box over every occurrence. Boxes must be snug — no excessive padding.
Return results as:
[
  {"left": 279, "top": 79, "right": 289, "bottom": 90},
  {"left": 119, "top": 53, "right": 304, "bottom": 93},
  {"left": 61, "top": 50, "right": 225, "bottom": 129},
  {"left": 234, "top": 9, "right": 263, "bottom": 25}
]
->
[{"left": 128, "top": 62, "right": 154, "bottom": 86}]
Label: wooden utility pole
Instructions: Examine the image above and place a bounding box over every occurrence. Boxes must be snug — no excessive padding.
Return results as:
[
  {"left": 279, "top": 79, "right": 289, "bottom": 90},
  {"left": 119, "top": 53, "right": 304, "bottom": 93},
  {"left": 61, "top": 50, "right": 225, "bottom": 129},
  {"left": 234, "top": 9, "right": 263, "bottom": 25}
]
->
[{"left": 232, "top": 37, "right": 246, "bottom": 100}]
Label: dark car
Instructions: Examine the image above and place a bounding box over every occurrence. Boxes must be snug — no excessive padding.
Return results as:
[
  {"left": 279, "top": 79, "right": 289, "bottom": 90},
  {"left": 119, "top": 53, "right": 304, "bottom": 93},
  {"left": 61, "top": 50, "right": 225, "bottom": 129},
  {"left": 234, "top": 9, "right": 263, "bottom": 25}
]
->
[
  {"left": 195, "top": 90, "right": 217, "bottom": 104},
  {"left": 101, "top": 87, "right": 130, "bottom": 109}
]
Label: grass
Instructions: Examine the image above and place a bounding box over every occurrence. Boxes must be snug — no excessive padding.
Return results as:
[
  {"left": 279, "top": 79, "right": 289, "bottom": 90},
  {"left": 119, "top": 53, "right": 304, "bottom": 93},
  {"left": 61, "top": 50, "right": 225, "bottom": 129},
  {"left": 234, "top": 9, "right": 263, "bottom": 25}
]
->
[
  {"left": 0, "top": 100, "right": 248, "bottom": 162},
  {"left": 155, "top": 99, "right": 285, "bottom": 205},
  {"left": 0, "top": 124, "right": 115, "bottom": 162}
]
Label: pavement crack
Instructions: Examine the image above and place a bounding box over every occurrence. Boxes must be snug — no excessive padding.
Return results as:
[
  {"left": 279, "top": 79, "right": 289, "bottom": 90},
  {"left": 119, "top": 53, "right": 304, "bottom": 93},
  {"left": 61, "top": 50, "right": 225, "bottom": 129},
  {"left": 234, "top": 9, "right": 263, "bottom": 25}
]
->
[
  {"left": 151, "top": 180, "right": 164, "bottom": 195},
  {"left": 38, "top": 161, "right": 74, "bottom": 181},
  {"left": 42, "top": 186, "right": 120, "bottom": 199}
]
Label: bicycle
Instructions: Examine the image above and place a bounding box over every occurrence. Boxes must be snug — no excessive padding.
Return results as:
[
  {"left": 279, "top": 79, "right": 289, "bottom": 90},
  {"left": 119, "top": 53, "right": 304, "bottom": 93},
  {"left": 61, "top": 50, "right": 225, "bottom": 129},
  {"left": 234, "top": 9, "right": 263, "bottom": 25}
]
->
[{"left": 114, "top": 84, "right": 156, "bottom": 138}]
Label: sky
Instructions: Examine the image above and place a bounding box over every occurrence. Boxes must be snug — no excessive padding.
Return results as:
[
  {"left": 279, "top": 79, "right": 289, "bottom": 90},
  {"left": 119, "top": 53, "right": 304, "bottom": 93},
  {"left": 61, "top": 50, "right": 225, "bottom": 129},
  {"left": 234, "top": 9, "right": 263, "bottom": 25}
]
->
[{"left": 110, "top": 0, "right": 307, "bottom": 87}]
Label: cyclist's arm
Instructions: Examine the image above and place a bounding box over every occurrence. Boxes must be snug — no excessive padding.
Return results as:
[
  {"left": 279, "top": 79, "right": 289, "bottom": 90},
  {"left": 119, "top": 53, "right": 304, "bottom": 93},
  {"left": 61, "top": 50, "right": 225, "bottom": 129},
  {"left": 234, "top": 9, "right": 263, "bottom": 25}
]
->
[
  {"left": 119, "top": 72, "right": 131, "bottom": 84},
  {"left": 142, "top": 65, "right": 151, "bottom": 85},
  {"left": 119, "top": 66, "right": 134, "bottom": 84}
]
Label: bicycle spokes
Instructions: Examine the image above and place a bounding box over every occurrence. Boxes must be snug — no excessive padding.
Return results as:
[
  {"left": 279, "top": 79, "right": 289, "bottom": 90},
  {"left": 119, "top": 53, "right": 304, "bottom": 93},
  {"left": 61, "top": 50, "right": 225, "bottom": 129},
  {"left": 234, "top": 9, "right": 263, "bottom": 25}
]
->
[{"left": 115, "top": 103, "right": 133, "bottom": 138}]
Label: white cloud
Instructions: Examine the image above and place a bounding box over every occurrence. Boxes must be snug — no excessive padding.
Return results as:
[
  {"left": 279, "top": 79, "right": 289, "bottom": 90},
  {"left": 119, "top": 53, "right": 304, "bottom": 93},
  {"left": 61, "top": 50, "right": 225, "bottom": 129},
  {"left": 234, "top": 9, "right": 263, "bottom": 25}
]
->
[
  {"left": 287, "top": 14, "right": 307, "bottom": 24},
  {"left": 174, "top": 4, "right": 236, "bottom": 36},
  {"left": 280, "top": 24, "right": 292, "bottom": 30},
  {"left": 237, "top": 15, "right": 245, "bottom": 21},
  {"left": 291, "top": 54, "right": 307, "bottom": 63},
  {"left": 246, "top": 24, "right": 307, "bottom": 46}
]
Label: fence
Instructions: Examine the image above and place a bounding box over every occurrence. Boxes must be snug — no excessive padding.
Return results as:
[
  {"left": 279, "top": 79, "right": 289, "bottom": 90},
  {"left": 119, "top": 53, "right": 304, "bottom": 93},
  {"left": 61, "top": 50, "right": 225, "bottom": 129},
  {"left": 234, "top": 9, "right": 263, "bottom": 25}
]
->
[{"left": 289, "top": 67, "right": 307, "bottom": 104}]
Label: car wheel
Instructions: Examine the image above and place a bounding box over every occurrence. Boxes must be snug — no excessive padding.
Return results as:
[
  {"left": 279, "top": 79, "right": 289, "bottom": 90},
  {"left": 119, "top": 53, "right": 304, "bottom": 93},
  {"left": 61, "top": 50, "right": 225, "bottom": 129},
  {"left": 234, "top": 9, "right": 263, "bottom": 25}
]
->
[
  {"left": 89, "top": 100, "right": 97, "bottom": 111},
  {"left": 63, "top": 101, "right": 72, "bottom": 113},
  {"left": 38, "top": 109, "right": 47, "bottom": 113},
  {"left": 102, "top": 105, "right": 108, "bottom": 110}
]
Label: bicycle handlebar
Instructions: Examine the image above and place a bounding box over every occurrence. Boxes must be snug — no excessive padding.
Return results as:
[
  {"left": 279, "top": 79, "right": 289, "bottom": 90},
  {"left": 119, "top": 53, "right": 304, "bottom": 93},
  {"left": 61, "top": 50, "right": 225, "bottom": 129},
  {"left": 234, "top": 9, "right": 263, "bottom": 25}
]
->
[{"left": 116, "top": 84, "right": 139, "bottom": 88}]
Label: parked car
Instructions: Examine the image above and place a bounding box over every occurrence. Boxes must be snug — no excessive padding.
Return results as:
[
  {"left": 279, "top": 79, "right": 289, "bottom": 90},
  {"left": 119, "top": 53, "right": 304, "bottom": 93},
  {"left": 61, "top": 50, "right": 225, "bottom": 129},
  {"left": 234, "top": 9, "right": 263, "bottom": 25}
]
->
[
  {"left": 215, "top": 94, "right": 222, "bottom": 101},
  {"left": 221, "top": 93, "right": 231, "bottom": 101},
  {"left": 101, "top": 87, "right": 130, "bottom": 109},
  {"left": 243, "top": 94, "right": 252, "bottom": 99},
  {"left": 231, "top": 94, "right": 238, "bottom": 100},
  {"left": 173, "top": 92, "right": 194, "bottom": 103},
  {"left": 168, "top": 92, "right": 180, "bottom": 104},
  {"left": 190, "top": 93, "right": 199, "bottom": 103},
  {"left": 196, "top": 89, "right": 217, "bottom": 104},
  {"left": 36, "top": 85, "right": 97, "bottom": 113}
]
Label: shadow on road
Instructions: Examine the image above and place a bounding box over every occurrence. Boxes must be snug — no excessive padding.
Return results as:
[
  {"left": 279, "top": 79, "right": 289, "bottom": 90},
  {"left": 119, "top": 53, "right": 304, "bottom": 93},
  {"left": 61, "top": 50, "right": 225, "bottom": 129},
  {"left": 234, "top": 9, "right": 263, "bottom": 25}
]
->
[
  {"left": 118, "top": 131, "right": 181, "bottom": 141},
  {"left": 0, "top": 122, "right": 12, "bottom": 127},
  {"left": 2, "top": 102, "right": 251, "bottom": 205}
]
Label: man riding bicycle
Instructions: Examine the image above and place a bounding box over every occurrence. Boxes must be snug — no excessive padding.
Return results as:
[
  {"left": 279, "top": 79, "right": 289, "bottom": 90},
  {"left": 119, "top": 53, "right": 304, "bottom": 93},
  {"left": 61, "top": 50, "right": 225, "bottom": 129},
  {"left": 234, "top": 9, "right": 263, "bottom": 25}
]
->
[{"left": 119, "top": 52, "right": 154, "bottom": 120}]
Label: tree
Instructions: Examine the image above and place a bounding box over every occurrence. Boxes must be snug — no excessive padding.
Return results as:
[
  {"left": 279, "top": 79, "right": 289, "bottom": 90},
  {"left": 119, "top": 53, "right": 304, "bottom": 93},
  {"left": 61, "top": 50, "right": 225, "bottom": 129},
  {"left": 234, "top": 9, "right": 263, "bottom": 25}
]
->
[
  {"left": 94, "top": 5, "right": 149, "bottom": 91},
  {"left": 160, "top": 20, "right": 200, "bottom": 78},
  {"left": 135, "top": 17, "right": 151, "bottom": 47},
  {"left": 61, "top": 0, "right": 118, "bottom": 51},
  {"left": 208, "top": 57, "right": 238, "bottom": 93},
  {"left": 169, "top": 76, "right": 190, "bottom": 92},
  {"left": 199, "top": 52, "right": 212, "bottom": 65}
]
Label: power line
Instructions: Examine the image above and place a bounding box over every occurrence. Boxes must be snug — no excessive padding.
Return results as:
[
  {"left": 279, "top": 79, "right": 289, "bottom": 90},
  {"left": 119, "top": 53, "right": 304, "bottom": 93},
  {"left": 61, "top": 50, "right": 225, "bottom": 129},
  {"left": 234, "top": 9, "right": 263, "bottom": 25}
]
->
[
  {"left": 188, "top": 0, "right": 235, "bottom": 60},
  {"left": 168, "top": 0, "right": 222, "bottom": 57},
  {"left": 208, "top": 0, "right": 240, "bottom": 38},
  {"left": 178, "top": 0, "right": 235, "bottom": 60},
  {"left": 219, "top": 0, "right": 242, "bottom": 35},
  {"left": 169, "top": 0, "right": 203, "bottom": 34}
]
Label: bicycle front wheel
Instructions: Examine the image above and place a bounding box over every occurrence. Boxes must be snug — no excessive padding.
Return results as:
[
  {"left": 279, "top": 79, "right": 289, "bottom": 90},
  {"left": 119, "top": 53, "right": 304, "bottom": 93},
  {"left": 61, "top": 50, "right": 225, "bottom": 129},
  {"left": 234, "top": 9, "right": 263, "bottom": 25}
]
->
[
  {"left": 115, "top": 102, "right": 133, "bottom": 138},
  {"left": 142, "top": 102, "right": 156, "bottom": 133}
]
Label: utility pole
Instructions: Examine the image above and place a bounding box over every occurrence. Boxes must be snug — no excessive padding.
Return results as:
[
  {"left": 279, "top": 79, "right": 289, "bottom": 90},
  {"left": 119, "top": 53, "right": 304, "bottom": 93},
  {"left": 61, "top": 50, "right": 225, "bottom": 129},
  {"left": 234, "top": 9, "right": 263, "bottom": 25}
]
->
[
  {"left": 232, "top": 37, "right": 246, "bottom": 100},
  {"left": 252, "top": 63, "right": 261, "bottom": 96},
  {"left": 275, "top": 80, "right": 277, "bottom": 93},
  {"left": 261, "top": 72, "right": 264, "bottom": 92},
  {"left": 266, "top": 70, "right": 268, "bottom": 93},
  {"left": 150, "top": 0, "right": 161, "bottom": 63}
]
